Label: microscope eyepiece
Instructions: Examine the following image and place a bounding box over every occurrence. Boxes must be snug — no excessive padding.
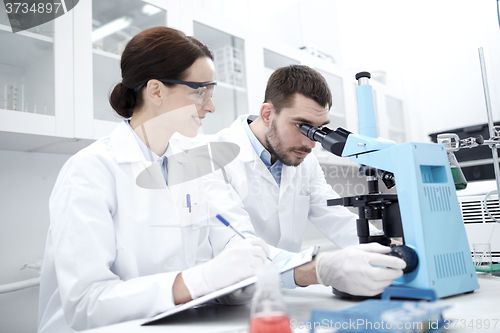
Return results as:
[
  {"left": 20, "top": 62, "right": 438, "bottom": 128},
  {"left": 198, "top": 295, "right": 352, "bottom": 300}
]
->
[
  {"left": 300, "top": 124, "right": 326, "bottom": 142},
  {"left": 355, "top": 71, "right": 371, "bottom": 80},
  {"left": 298, "top": 124, "right": 352, "bottom": 157}
]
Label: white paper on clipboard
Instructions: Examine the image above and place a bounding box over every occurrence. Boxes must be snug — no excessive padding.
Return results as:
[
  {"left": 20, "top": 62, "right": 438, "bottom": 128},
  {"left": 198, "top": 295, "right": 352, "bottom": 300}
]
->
[{"left": 142, "top": 246, "right": 320, "bottom": 325}]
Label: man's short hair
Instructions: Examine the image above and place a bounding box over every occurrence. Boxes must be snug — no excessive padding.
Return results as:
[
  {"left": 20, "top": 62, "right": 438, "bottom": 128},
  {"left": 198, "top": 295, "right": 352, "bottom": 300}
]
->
[{"left": 264, "top": 65, "right": 332, "bottom": 113}]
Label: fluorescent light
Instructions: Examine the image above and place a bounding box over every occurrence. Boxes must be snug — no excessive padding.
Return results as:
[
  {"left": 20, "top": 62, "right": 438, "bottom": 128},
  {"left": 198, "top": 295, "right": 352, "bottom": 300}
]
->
[
  {"left": 92, "top": 17, "right": 133, "bottom": 43},
  {"left": 142, "top": 4, "right": 162, "bottom": 16}
]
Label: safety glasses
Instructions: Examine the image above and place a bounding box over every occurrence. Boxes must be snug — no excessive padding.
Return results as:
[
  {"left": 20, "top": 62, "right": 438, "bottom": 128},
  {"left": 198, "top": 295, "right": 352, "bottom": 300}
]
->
[{"left": 134, "top": 79, "right": 217, "bottom": 105}]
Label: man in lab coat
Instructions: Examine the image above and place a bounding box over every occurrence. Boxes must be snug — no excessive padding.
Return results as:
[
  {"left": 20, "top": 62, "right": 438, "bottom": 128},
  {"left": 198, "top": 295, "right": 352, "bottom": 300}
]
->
[{"left": 206, "top": 65, "right": 405, "bottom": 296}]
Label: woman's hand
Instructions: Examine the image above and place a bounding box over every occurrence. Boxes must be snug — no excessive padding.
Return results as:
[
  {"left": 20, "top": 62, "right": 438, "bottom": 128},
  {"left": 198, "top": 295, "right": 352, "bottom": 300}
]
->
[{"left": 180, "top": 238, "right": 269, "bottom": 300}]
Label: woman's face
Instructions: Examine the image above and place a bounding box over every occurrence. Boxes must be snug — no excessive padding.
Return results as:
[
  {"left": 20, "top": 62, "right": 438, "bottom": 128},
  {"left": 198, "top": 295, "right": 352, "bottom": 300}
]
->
[{"left": 162, "top": 57, "right": 216, "bottom": 138}]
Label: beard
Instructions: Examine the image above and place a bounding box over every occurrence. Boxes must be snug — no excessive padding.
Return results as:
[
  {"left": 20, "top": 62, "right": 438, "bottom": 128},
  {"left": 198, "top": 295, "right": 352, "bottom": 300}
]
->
[{"left": 265, "top": 120, "right": 311, "bottom": 167}]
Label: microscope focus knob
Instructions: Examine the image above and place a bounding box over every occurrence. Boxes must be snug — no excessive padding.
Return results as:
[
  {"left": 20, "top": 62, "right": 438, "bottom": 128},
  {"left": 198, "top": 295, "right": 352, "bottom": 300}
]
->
[{"left": 388, "top": 245, "right": 418, "bottom": 274}]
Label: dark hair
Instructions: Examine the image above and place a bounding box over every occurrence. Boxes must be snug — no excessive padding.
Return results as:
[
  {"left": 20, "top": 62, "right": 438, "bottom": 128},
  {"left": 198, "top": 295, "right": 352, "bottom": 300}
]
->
[
  {"left": 264, "top": 65, "right": 332, "bottom": 114},
  {"left": 109, "top": 27, "right": 213, "bottom": 118}
]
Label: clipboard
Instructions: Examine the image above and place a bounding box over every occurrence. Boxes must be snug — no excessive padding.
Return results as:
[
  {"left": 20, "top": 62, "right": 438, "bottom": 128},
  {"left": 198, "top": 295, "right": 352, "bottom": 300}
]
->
[{"left": 142, "top": 246, "right": 320, "bottom": 325}]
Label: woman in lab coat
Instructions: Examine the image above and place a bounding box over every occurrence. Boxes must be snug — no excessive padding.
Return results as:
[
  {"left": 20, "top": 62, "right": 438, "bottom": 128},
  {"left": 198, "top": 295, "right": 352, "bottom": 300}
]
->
[{"left": 37, "top": 27, "right": 269, "bottom": 333}]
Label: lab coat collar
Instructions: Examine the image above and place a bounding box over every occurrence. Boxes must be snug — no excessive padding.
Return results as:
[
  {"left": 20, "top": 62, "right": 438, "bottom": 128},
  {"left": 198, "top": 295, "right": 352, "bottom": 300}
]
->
[
  {"left": 229, "top": 115, "right": 298, "bottom": 197},
  {"left": 228, "top": 115, "right": 278, "bottom": 188},
  {"left": 109, "top": 121, "right": 149, "bottom": 164},
  {"left": 109, "top": 121, "right": 184, "bottom": 190},
  {"left": 110, "top": 120, "right": 191, "bottom": 164},
  {"left": 229, "top": 115, "right": 260, "bottom": 163}
]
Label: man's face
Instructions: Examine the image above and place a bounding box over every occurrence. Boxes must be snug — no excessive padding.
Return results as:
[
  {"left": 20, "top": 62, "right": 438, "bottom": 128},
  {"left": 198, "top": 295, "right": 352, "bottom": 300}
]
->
[{"left": 265, "top": 93, "right": 330, "bottom": 166}]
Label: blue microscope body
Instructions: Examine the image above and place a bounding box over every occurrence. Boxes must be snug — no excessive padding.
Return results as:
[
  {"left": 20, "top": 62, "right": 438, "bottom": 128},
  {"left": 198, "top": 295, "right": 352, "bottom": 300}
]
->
[{"left": 302, "top": 72, "right": 478, "bottom": 299}]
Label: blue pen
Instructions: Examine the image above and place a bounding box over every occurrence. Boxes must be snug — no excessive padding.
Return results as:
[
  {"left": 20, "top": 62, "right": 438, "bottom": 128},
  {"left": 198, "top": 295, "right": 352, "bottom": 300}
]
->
[
  {"left": 186, "top": 194, "right": 191, "bottom": 213},
  {"left": 216, "top": 214, "right": 273, "bottom": 262}
]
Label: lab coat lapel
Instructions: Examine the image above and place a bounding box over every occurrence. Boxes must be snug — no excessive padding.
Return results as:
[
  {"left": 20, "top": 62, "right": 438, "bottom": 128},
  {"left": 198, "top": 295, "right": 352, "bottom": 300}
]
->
[
  {"left": 110, "top": 121, "right": 145, "bottom": 164},
  {"left": 279, "top": 164, "right": 297, "bottom": 199},
  {"left": 167, "top": 144, "right": 204, "bottom": 268},
  {"left": 254, "top": 157, "right": 279, "bottom": 188},
  {"left": 230, "top": 116, "right": 278, "bottom": 188},
  {"left": 166, "top": 144, "right": 184, "bottom": 205},
  {"left": 109, "top": 122, "right": 201, "bottom": 267},
  {"left": 229, "top": 116, "right": 255, "bottom": 164},
  {"left": 110, "top": 122, "right": 166, "bottom": 194},
  {"left": 110, "top": 121, "right": 177, "bottom": 226}
]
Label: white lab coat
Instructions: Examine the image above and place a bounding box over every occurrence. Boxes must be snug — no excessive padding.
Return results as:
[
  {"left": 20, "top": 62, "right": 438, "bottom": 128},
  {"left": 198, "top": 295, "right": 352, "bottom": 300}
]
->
[
  {"left": 38, "top": 121, "right": 212, "bottom": 332},
  {"left": 206, "top": 115, "right": 359, "bottom": 257}
]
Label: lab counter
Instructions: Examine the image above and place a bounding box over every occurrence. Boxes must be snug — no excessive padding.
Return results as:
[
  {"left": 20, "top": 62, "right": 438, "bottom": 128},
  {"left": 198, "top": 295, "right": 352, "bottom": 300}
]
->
[{"left": 83, "top": 274, "right": 500, "bottom": 333}]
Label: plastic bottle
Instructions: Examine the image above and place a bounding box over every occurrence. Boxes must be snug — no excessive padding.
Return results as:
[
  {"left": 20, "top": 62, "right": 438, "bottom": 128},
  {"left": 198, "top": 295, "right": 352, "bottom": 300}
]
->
[{"left": 249, "top": 265, "right": 291, "bottom": 333}]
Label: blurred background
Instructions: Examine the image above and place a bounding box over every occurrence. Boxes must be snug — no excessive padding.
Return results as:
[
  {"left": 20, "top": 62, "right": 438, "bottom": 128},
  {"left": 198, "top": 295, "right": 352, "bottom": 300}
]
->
[{"left": 1, "top": 1, "right": 499, "bottom": 331}]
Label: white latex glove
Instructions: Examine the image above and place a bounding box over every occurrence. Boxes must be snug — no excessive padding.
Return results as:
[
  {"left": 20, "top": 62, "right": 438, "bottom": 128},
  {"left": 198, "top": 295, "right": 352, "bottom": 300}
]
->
[
  {"left": 216, "top": 284, "right": 256, "bottom": 305},
  {"left": 315, "top": 243, "right": 406, "bottom": 296},
  {"left": 182, "top": 238, "right": 269, "bottom": 299}
]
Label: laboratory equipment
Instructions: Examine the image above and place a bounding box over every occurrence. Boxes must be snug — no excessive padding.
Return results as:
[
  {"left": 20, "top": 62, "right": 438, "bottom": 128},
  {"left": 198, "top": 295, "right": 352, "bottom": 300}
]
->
[
  {"left": 299, "top": 71, "right": 479, "bottom": 299},
  {"left": 437, "top": 133, "right": 470, "bottom": 190},
  {"left": 473, "top": 243, "right": 492, "bottom": 269},
  {"left": 435, "top": 48, "right": 500, "bottom": 273},
  {"left": 429, "top": 124, "right": 494, "bottom": 181},
  {"left": 249, "top": 265, "right": 291, "bottom": 333}
]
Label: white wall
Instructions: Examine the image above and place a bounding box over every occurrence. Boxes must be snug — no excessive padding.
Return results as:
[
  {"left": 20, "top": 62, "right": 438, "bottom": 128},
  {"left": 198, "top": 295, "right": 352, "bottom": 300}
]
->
[
  {"left": 0, "top": 150, "right": 70, "bottom": 333},
  {"left": 336, "top": 0, "right": 500, "bottom": 141}
]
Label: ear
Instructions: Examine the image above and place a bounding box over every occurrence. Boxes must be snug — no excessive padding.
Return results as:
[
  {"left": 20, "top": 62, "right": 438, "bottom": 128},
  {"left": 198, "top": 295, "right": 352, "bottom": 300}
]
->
[
  {"left": 144, "top": 79, "right": 165, "bottom": 107},
  {"left": 260, "top": 103, "right": 274, "bottom": 128}
]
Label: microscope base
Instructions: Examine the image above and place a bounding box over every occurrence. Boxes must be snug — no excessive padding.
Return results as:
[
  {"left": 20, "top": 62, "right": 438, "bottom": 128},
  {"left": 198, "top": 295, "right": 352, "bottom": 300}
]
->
[{"left": 381, "top": 286, "right": 437, "bottom": 301}]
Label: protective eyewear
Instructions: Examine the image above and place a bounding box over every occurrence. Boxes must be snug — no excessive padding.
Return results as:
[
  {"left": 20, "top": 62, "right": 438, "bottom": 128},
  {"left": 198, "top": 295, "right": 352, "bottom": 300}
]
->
[{"left": 134, "top": 79, "right": 217, "bottom": 105}]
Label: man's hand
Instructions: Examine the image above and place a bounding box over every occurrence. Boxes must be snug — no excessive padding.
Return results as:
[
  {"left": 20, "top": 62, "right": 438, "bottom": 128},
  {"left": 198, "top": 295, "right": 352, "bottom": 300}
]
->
[{"left": 315, "top": 243, "right": 406, "bottom": 296}]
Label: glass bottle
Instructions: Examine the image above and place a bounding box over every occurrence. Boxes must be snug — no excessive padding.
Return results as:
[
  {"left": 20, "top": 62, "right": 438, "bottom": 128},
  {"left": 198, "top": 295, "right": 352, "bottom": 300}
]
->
[
  {"left": 448, "top": 152, "right": 467, "bottom": 190},
  {"left": 249, "top": 265, "right": 291, "bottom": 333}
]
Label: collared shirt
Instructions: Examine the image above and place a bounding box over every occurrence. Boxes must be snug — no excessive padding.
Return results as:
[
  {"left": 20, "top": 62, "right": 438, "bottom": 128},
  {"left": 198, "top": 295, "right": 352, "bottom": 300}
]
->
[
  {"left": 126, "top": 120, "right": 169, "bottom": 185},
  {"left": 242, "top": 115, "right": 283, "bottom": 186}
]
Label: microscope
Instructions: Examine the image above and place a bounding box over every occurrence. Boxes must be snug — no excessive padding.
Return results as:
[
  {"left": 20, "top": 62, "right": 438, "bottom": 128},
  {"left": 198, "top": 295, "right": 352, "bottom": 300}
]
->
[{"left": 300, "top": 72, "right": 479, "bottom": 299}]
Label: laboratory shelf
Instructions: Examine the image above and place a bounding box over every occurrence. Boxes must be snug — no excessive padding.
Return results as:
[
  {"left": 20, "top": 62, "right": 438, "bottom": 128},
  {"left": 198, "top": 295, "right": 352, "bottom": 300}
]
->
[
  {"left": 0, "top": 29, "right": 53, "bottom": 68},
  {"left": 0, "top": 22, "right": 55, "bottom": 118},
  {"left": 0, "top": 24, "right": 53, "bottom": 43},
  {"left": 0, "top": 108, "right": 54, "bottom": 136},
  {"left": 0, "top": 129, "right": 93, "bottom": 154},
  {"left": 0, "top": 109, "right": 92, "bottom": 154}
]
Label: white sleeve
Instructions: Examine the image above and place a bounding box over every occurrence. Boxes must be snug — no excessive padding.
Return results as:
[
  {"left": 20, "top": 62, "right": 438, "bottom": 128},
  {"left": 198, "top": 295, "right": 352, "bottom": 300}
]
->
[{"left": 49, "top": 155, "right": 178, "bottom": 330}]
